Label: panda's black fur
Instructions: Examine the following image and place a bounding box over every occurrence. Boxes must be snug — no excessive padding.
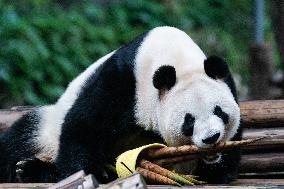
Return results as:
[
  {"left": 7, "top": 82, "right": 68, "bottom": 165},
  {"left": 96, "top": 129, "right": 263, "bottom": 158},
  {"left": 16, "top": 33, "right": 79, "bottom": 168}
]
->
[{"left": 0, "top": 27, "right": 241, "bottom": 184}]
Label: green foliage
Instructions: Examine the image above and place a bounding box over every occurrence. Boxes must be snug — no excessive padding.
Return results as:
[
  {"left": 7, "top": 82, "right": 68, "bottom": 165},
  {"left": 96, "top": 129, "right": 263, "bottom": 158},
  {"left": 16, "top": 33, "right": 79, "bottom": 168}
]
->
[{"left": 0, "top": 0, "right": 253, "bottom": 106}]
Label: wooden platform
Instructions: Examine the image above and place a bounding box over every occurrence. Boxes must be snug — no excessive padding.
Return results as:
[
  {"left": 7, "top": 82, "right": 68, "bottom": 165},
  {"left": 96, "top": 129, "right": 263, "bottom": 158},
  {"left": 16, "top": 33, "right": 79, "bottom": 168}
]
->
[{"left": 1, "top": 179, "right": 284, "bottom": 189}]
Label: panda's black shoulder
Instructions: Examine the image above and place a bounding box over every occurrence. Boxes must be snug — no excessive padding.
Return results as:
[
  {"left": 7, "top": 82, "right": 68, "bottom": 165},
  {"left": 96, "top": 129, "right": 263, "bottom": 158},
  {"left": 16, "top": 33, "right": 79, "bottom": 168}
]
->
[
  {"left": 224, "top": 74, "right": 238, "bottom": 104},
  {"left": 60, "top": 31, "right": 150, "bottom": 134}
]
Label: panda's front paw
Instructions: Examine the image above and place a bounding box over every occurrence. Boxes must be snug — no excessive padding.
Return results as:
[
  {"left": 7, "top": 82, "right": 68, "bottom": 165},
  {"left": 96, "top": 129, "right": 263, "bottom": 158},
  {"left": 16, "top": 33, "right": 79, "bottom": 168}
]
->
[
  {"left": 15, "top": 159, "right": 36, "bottom": 182},
  {"left": 15, "top": 158, "right": 57, "bottom": 183}
]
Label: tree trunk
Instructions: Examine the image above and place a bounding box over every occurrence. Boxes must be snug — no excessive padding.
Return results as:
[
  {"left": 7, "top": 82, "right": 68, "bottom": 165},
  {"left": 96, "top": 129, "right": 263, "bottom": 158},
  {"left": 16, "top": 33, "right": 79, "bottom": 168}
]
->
[
  {"left": 249, "top": 44, "right": 275, "bottom": 99},
  {"left": 271, "top": 1, "right": 284, "bottom": 71}
]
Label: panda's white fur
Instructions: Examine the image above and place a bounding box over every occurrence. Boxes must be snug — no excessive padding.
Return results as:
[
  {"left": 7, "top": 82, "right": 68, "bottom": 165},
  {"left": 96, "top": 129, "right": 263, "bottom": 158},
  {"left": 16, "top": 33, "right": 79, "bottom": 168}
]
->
[
  {"left": 34, "top": 51, "right": 115, "bottom": 162},
  {"left": 135, "top": 27, "right": 206, "bottom": 131},
  {"left": 135, "top": 26, "right": 240, "bottom": 148},
  {"left": 160, "top": 74, "right": 240, "bottom": 148}
]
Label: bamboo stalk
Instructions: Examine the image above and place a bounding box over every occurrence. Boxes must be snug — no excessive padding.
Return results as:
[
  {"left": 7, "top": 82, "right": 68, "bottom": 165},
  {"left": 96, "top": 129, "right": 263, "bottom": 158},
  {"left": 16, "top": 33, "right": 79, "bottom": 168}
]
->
[
  {"left": 138, "top": 159, "right": 198, "bottom": 185},
  {"left": 136, "top": 167, "right": 181, "bottom": 186},
  {"left": 146, "top": 137, "right": 265, "bottom": 159},
  {"left": 152, "top": 154, "right": 200, "bottom": 167}
]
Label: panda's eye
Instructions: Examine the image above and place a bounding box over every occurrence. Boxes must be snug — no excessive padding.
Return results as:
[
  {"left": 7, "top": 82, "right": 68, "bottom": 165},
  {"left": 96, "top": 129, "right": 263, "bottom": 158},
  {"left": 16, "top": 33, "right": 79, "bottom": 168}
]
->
[
  {"left": 182, "top": 113, "right": 195, "bottom": 136},
  {"left": 214, "top": 105, "right": 229, "bottom": 124}
]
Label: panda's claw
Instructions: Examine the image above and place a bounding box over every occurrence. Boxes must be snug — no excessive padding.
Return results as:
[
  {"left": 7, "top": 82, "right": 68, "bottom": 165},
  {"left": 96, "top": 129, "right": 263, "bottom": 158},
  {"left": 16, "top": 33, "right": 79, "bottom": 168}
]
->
[
  {"left": 16, "top": 160, "right": 28, "bottom": 167},
  {"left": 16, "top": 159, "right": 34, "bottom": 170},
  {"left": 15, "top": 167, "right": 24, "bottom": 182},
  {"left": 16, "top": 168, "right": 23, "bottom": 173}
]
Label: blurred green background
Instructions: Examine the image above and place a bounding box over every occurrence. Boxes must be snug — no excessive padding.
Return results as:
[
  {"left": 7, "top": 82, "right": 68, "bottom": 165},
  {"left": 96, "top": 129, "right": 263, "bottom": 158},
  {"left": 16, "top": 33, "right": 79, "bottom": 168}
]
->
[{"left": 0, "top": 0, "right": 277, "bottom": 107}]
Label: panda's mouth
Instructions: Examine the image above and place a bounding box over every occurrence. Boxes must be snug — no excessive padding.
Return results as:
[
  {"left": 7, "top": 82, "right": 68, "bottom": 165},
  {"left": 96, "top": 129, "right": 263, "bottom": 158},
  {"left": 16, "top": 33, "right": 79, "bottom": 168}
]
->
[{"left": 202, "top": 153, "right": 221, "bottom": 163}]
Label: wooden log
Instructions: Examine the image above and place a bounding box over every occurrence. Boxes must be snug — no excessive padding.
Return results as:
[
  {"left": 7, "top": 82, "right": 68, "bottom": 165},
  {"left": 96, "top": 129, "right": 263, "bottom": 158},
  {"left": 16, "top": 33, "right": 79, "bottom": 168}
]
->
[
  {"left": 4, "top": 173, "right": 283, "bottom": 189},
  {"left": 48, "top": 170, "right": 99, "bottom": 189},
  {"left": 97, "top": 173, "right": 147, "bottom": 189},
  {"left": 240, "top": 100, "right": 284, "bottom": 128},
  {"left": 239, "top": 153, "right": 284, "bottom": 173},
  {"left": 153, "top": 151, "right": 284, "bottom": 174},
  {"left": 148, "top": 184, "right": 282, "bottom": 188},
  {"left": 2, "top": 173, "right": 147, "bottom": 189},
  {"left": 1, "top": 102, "right": 284, "bottom": 151},
  {"left": 232, "top": 179, "right": 284, "bottom": 185},
  {"left": 239, "top": 172, "right": 284, "bottom": 179},
  {"left": 2, "top": 182, "right": 284, "bottom": 189},
  {"left": 2, "top": 116, "right": 283, "bottom": 152},
  {"left": 0, "top": 106, "right": 35, "bottom": 133},
  {"left": 0, "top": 183, "right": 53, "bottom": 189},
  {"left": 242, "top": 128, "right": 284, "bottom": 151},
  {"left": 2, "top": 100, "right": 284, "bottom": 132}
]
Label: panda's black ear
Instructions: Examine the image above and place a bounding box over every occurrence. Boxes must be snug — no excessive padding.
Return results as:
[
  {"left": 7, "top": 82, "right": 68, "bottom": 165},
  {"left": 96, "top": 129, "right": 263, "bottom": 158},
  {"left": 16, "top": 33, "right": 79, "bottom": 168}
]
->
[
  {"left": 153, "top": 65, "right": 176, "bottom": 90},
  {"left": 204, "top": 55, "right": 229, "bottom": 80}
]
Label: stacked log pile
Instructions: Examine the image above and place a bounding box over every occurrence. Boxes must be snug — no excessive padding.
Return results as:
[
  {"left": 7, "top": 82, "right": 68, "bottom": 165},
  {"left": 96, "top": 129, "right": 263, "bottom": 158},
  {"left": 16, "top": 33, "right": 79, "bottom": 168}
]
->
[
  {"left": 239, "top": 100, "right": 284, "bottom": 177},
  {"left": 0, "top": 100, "right": 284, "bottom": 180}
]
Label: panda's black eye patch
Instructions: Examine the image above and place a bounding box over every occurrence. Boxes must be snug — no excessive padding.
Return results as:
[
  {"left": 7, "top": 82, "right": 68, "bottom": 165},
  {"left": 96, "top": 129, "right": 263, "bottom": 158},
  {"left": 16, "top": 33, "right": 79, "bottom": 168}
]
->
[
  {"left": 214, "top": 105, "right": 229, "bottom": 124},
  {"left": 182, "top": 113, "right": 195, "bottom": 136}
]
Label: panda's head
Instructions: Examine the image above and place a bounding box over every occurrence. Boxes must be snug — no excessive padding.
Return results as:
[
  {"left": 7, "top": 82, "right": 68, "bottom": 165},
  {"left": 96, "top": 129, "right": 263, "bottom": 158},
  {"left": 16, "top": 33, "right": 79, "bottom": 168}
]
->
[{"left": 153, "top": 56, "right": 240, "bottom": 149}]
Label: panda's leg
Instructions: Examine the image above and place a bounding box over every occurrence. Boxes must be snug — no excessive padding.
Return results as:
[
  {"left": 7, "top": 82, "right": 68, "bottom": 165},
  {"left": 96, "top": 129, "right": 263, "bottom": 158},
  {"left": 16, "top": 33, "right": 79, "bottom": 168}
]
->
[
  {"left": 0, "top": 137, "right": 13, "bottom": 182},
  {"left": 0, "top": 111, "right": 57, "bottom": 183},
  {"left": 195, "top": 129, "right": 242, "bottom": 184},
  {"left": 55, "top": 141, "right": 107, "bottom": 183},
  {"left": 15, "top": 158, "right": 57, "bottom": 183},
  {"left": 0, "top": 113, "right": 37, "bottom": 182}
]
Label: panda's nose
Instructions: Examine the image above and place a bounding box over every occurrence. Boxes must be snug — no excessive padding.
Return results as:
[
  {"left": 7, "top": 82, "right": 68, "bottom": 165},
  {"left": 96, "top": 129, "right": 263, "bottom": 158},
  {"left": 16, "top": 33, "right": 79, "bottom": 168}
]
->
[{"left": 202, "top": 132, "right": 220, "bottom": 144}]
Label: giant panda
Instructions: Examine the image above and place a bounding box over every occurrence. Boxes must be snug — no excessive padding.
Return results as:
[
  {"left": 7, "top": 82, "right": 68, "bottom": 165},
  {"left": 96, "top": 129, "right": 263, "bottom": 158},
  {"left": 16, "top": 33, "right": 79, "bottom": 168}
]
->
[{"left": 0, "top": 26, "right": 241, "bottom": 184}]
